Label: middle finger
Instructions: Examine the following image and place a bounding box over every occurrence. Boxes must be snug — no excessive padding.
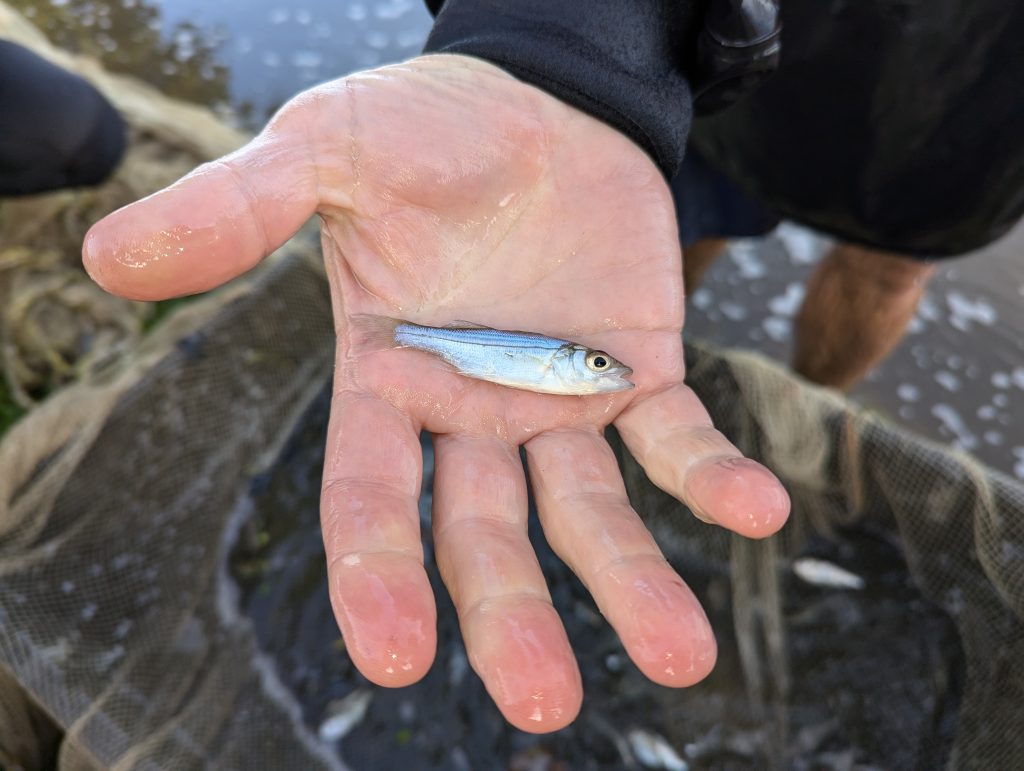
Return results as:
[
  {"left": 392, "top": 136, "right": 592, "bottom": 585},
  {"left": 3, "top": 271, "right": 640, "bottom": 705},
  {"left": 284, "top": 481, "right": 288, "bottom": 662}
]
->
[{"left": 432, "top": 434, "right": 582, "bottom": 732}]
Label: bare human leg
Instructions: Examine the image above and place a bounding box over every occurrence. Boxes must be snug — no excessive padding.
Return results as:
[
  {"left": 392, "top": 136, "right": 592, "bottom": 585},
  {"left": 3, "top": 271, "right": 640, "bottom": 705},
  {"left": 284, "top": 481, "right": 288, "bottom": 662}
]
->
[
  {"left": 683, "top": 237, "right": 729, "bottom": 292},
  {"left": 793, "top": 242, "right": 935, "bottom": 391}
]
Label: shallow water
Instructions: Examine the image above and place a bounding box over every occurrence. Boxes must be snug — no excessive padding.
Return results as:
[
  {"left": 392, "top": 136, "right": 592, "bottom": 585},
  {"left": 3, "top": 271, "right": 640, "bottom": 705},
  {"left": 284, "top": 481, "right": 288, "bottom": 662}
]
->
[{"left": 12, "top": 0, "right": 432, "bottom": 126}]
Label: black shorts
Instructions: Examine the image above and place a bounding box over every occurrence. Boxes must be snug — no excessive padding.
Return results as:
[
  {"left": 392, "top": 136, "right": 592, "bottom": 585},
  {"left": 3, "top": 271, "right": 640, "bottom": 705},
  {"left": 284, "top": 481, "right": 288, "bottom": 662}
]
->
[{"left": 671, "top": 148, "right": 779, "bottom": 249}]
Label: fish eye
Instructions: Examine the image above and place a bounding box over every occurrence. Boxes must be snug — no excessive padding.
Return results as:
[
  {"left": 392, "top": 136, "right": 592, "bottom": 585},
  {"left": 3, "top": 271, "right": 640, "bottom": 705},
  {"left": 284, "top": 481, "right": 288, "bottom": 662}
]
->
[{"left": 586, "top": 351, "right": 611, "bottom": 371}]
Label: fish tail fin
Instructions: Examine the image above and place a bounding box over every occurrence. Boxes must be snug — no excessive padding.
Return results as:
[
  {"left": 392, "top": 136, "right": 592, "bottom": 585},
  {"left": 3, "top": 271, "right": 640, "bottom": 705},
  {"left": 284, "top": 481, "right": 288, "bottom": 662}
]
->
[{"left": 346, "top": 314, "right": 406, "bottom": 356}]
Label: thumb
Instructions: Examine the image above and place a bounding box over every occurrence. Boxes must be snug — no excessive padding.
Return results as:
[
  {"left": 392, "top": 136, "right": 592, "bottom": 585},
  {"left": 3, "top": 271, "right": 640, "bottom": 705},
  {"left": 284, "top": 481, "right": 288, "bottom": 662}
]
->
[{"left": 82, "top": 101, "right": 329, "bottom": 301}]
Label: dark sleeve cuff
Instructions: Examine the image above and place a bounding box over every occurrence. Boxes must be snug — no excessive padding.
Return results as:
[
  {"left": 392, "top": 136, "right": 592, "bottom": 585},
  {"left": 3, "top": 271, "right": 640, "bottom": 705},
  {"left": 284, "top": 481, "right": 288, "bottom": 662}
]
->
[{"left": 423, "top": 0, "right": 699, "bottom": 178}]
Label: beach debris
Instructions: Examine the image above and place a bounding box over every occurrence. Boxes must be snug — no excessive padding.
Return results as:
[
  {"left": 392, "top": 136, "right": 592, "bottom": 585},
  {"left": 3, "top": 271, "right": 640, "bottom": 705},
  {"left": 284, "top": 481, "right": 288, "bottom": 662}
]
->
[
  {"left": 627, "top": 729, "right": 689, "bottom": 771},
  {"left": 793, "top": 558, "right": 865, "bottom": 590},
  {"left": 317, "top": 689, "right": 372, "bottom": 743}
]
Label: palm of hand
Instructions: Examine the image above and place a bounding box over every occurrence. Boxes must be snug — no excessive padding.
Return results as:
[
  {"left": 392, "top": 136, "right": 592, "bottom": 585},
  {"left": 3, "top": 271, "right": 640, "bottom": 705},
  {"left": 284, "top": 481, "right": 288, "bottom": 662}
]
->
[
  {"left": 323, "top": 59, "right": 685, "bottom": 438},
  {"left": 84, "top": 56, "right": 789, "bottom": 733}
]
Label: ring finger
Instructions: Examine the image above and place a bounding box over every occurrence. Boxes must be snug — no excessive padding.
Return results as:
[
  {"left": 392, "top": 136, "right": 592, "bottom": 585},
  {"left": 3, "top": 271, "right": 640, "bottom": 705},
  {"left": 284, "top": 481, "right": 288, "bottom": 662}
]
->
[{"left": 432, "top": 434, "right": 582, "bottom": 732}]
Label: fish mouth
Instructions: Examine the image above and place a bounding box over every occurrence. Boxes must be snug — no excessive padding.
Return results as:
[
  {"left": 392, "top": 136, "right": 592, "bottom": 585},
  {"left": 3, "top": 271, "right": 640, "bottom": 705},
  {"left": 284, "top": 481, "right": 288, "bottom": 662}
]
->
[{"left": 609, "top": 367, "right": 635, "bottom": 390}]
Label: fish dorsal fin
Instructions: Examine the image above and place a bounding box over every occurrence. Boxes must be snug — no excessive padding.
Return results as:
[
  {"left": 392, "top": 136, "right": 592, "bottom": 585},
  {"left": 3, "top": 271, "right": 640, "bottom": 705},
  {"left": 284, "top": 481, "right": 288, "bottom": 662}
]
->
[{"left": 445, "top": 320, "right": 491, "bottom": 330}]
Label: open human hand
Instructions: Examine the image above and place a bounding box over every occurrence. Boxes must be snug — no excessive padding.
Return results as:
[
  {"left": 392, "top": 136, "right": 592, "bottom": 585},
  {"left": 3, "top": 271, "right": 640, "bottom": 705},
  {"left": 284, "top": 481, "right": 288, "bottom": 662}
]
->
[{"left": 83, "top": 55, "right": 789, "bottom": 732}]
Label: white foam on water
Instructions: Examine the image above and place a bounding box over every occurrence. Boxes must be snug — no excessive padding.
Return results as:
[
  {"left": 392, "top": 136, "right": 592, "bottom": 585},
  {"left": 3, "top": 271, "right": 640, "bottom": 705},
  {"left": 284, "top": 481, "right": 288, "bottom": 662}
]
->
[
  {"left": 1014, "top": 447, "right": 1024, "bottom": 479},
  {"left": 690, "top": 288, "right": 713, "bottom": 310},
  {"left": 977, "top": 405, "right": 998, "bottom": 420},
  {"left": 935, "top": 371, "right": 961, "bottom": 392},
  {"left": 720, "top": 301, "right": 748, "bottom": 321},
  {"left": 767, "top": 283, "right": 805, "bottom": 318},
  {"left": 762, "top": 317, "right": 791, "bottom": 342},
  {"left": 728, "top": 241, "right": 767, "bottom": 279},
  {"left": 916, "top": 293, "right": 941, "bottom": 322},
  {"left": 774, "top": 222, "right": 826, "bottom": 265},
  {"left": 946, "top": 291, "right": 998, "bottom": 331},
  {"left": 375, "top": 0, "right": 415, "bottom": 19},
  {"left": 931, "top": 404, "right": 979, "bottom": 451},
  {"left": 897, "top": 384, "right": 920, "bottom": 402},
  {"left": 291, "top": 51, "right": 322, "bottom": 68}
]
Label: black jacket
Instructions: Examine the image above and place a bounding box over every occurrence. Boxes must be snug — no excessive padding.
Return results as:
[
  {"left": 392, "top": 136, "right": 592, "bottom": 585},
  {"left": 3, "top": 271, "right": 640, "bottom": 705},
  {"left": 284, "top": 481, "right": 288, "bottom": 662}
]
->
[{"left": 423, "top": 0, "right": 1024, "bottom": 255}]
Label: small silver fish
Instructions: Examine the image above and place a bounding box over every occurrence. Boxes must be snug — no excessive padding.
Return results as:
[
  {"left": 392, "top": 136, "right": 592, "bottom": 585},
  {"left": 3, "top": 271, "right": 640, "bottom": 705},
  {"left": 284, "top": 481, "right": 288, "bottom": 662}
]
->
[{"left": 351, "top": 316, "right": 634, "bottom": 395}]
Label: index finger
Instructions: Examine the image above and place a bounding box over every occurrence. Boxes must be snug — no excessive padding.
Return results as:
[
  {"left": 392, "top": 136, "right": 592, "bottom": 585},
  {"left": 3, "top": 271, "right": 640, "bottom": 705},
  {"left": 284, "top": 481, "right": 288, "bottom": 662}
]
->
[{"left": 320, "top": 390, "right": 436, "bottom": 686}]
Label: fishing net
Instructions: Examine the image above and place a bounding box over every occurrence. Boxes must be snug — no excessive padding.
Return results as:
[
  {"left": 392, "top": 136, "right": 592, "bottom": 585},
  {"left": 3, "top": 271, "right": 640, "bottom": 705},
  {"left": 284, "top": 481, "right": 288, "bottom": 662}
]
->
[
  {"left": 2, "top": 8, "right": 1023, "bottom": 771},
  {"left": 3, "top": 244, "right": 1022, "bottom": 770}
]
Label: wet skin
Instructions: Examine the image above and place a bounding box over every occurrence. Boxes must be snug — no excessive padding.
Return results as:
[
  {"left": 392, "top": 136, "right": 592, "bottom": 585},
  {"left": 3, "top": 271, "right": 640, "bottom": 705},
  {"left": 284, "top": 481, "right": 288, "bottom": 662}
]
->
[{"left": 83, "top": 56, "right": 790, "bottom": 733}]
